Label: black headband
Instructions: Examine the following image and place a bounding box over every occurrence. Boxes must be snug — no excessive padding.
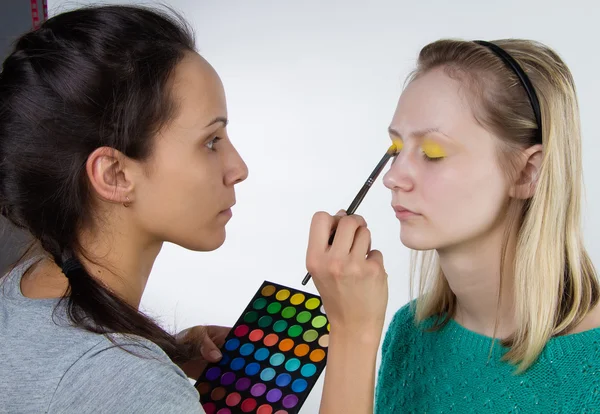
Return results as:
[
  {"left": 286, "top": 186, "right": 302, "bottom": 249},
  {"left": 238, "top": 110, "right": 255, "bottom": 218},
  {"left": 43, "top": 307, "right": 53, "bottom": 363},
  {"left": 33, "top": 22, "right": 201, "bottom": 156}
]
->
[{"left": 474, "top": 40, "right": 542, "bottom": 143}]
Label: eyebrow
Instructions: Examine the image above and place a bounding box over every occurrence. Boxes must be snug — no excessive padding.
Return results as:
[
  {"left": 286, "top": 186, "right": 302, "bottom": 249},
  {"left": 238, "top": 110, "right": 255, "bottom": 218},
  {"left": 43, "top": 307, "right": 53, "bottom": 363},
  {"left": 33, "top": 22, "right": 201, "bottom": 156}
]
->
[
  {"left": 205, "top": 116, "right": 229, "bottom": 129},
  {"left": 387, "top": 126, "right": 443, "bottom": 139}
]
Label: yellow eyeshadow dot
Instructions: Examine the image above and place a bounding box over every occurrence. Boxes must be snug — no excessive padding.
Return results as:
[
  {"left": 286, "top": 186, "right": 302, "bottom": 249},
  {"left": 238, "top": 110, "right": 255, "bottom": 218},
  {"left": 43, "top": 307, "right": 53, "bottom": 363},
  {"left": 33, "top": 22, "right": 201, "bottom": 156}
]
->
[
  {"left": 276, "top": 289, "right": 291, "bottom": 301},
  {"left": 261, "top": 285, "right": 276, "bottom": 297},
  {"left": 290, "top": 293, "right": 305, "bottom": 305},
  {"left": 421, "top": 141, "right": 446, "bottom": 158}
]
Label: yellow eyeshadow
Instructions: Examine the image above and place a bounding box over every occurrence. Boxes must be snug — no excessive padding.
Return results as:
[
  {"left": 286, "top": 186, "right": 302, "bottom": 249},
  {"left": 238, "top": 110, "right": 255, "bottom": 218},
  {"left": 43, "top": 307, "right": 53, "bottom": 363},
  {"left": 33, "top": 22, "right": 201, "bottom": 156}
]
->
[
  {"left": 421, "top": 141, "right": 447, "bottom": 158},
  {"left": 392, "top": 138, "right": 403, "bottom": 152}
]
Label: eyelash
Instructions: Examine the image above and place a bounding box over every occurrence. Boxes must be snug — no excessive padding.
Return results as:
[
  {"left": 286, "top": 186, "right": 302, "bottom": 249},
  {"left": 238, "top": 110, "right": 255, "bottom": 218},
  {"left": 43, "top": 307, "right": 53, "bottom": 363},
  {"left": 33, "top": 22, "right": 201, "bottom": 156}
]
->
[
  {"left": 206, "top": 136, "right": 222, "bottom": 151},
  {"left": 391, "top": 151, "right": 445, "bottom": 162}
]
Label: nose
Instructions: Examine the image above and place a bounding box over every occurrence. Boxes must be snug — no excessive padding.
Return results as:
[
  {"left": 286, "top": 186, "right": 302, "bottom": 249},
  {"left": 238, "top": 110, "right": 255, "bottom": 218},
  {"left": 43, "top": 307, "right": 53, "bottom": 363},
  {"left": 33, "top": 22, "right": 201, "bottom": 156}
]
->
[
  {"left": 224, "top": 142, "right": 249, "bottom": 186},
  {"left": 383, "top": 153, "right": 414, "bottom": 192}
]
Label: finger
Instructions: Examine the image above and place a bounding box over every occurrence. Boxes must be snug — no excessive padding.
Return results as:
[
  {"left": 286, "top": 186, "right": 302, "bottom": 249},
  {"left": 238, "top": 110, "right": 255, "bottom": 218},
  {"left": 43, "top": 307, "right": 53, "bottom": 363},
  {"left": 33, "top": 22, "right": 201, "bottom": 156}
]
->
[
  {"left": 200, "top": 335, "right": 223, "bottom": 362},
  {"left": 335, "top": 209, "right": 347, "bottom": 217},
  {"left": 366, "top": 249, "right": 384, "bottom": 267},
  {"left": 329, "top": 215, "right": 366, "bottom": 257},
  {"left": 350, "top": 226, "right": 372, "bottom": 258},
  {"left": 307, "top": 211, "right": 338, "bottom": 258}
]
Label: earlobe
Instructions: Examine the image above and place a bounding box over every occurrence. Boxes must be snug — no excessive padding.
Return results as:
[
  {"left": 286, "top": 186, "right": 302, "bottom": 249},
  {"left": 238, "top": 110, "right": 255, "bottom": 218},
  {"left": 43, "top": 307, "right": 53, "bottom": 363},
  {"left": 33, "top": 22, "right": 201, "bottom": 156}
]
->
[
  {"left": 86, "top": 147, "right": 135, "bottom": 205},
  {"left": 509, "top": 144, "right": 543, "bottom": 199}
]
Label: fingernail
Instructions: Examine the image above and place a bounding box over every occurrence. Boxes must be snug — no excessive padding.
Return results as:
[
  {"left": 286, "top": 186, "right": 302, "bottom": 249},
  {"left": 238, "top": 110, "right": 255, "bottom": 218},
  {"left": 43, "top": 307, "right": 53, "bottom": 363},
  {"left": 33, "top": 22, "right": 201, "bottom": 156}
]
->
[{"left": 209, "top": 350, "right": 222, "bottom": 360}]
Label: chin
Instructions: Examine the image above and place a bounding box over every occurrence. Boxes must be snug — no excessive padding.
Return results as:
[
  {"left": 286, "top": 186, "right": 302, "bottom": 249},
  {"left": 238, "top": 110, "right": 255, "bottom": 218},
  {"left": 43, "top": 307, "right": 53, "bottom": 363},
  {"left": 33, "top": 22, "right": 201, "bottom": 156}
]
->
[
  {"left": 399, "top": 230, "right": 439, "bottom": 251},
  {"left": 178, "top": 229, "right": 227, "bottom": 252}
]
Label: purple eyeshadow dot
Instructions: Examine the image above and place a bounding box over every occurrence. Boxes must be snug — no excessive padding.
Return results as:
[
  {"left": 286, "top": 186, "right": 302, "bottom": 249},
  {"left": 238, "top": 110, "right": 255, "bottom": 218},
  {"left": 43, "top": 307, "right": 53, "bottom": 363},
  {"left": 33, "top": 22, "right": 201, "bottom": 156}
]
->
[
  {"left": 266, "top": 388, "right": 283, "bottom": 403},
  {"left": 282, "top": 394, "right": 299, "bottom": 409},
  {"left": 221, "top": 372, "right": 236, "bottom": 386},
  {"left": 206, "top": 367, "right": 221, "bottom": 381},
  {"left": 235, "top": 378, "right": 251, "bottom": 391},
  {"left": 251, "top": 383, "right": 267, "bottom": 397}
]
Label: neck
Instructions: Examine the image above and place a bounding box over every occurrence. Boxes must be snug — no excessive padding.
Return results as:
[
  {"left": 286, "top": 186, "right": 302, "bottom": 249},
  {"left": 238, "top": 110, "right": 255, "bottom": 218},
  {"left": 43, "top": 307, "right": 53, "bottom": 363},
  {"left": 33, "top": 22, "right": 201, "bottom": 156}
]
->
[
  {"left": 437, "top": 222, "right": 517, "bottom": 339},
  {"left": 78, "top": 212, "right": 162, "bottom": 309}
]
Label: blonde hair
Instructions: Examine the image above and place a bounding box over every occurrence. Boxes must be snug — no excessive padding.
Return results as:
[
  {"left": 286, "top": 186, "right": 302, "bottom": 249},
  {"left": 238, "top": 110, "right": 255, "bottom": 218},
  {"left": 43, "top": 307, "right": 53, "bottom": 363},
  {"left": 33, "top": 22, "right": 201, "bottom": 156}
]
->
[{"left": 408, "top": 39, "right": 599, "bottom": 372}]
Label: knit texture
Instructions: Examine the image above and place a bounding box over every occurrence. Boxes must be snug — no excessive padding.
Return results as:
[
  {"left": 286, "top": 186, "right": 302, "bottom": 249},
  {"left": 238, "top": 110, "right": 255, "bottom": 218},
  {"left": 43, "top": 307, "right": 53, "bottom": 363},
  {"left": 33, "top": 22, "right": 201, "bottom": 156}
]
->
[{"left": 375, "top": 303, "right": 600, "bottom": 413}]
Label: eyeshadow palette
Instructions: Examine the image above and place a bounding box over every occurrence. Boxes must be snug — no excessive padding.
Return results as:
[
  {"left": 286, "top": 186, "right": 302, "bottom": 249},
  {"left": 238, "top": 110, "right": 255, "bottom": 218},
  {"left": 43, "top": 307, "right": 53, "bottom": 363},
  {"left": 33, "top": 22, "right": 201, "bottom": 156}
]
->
[{"left": 195, "top": 281, "right": 330, "bottom": 414}]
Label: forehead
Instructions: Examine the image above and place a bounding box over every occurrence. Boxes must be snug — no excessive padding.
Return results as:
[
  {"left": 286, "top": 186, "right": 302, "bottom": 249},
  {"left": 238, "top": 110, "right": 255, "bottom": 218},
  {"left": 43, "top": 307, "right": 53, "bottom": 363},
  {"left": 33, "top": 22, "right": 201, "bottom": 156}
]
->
[
  {"left": 391, "top": 68, "right": 475, "bottom": 137},
  {"left": 169, "top": 52, "right": 227, "bottom": 129}
]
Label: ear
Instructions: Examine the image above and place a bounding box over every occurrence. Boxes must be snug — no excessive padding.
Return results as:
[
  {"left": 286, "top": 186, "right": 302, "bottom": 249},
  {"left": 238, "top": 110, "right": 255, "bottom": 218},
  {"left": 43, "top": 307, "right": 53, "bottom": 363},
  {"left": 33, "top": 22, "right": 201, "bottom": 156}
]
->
[
  {"left": 509, "top": 144, "right": 543, "bottom": 199},
  {"left": 85, "top": 147, "right": 135, "bottom": 205}
]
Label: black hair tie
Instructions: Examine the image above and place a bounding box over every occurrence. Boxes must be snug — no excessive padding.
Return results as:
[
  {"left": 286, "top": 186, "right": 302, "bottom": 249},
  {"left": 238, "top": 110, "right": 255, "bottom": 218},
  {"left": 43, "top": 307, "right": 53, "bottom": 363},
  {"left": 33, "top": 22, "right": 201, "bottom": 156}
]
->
[
  {"left": 474, "top": 40, "right": 543, "bottom": 144},
  {"left": 61, "top": 257, "right": 83, "bottom": 278}
]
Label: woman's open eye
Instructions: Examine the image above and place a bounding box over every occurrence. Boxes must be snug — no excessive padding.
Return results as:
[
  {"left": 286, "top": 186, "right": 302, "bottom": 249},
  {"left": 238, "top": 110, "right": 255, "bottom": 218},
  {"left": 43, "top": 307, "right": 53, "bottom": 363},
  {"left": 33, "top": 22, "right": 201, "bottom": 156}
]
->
[{"left": 205, "top": 136, "right": 222, "bottom": 151}]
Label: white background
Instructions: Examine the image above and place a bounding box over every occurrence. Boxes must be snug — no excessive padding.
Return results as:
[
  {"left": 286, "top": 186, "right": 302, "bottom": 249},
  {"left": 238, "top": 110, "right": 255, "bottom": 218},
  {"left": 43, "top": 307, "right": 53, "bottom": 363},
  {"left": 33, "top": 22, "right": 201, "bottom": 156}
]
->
[{"left": 49, "top": 1, "right": 600, "bottom": 411}]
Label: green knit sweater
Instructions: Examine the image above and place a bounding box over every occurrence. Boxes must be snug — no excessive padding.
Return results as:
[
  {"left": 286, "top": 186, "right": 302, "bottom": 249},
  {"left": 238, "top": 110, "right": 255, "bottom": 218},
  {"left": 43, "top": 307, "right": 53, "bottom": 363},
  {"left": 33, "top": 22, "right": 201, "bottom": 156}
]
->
[{"left": 375, "top": 304, "right": 600, "bottom": 413}]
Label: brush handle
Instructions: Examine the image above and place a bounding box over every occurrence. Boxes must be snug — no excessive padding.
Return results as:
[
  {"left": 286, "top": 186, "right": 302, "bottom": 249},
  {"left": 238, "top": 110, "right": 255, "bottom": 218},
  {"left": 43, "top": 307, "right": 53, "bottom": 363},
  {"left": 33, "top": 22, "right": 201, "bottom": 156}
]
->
[{"left": 301, "top": 152, "right": 393, "bottom": 286}]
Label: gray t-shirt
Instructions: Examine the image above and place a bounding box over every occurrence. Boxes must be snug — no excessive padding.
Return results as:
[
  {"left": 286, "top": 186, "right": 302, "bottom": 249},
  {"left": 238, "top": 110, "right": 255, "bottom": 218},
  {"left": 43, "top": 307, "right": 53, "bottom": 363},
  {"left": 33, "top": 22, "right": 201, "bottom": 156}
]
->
[{"left": 0, "top": 257, "right": 205, "bottom": 413}]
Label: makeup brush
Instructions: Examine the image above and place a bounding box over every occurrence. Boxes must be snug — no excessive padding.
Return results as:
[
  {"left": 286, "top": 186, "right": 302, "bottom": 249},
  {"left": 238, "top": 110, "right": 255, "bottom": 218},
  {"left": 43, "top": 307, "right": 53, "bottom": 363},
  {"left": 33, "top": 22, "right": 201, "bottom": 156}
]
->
[{"left": 301, "top": 140, "right": 401, "bottom": 286}]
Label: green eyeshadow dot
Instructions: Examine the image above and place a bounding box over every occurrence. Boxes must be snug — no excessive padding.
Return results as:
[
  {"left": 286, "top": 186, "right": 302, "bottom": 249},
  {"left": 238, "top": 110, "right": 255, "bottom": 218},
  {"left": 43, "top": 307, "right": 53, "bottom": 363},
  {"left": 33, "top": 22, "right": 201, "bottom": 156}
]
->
[
  {"left": 281, "top": 306, "right": 297, "bottom": 319},
  {"left": 253, "top": 298, "right": 267, "bottom": 310},
  {"left": 303, "top": 329, "right": 319, "bottom": 342},
  {"left": 267, "top": 302, "right": 282, "bottom": 314},
  {"left": 312, "top": 315, "right": 328, "bottom": 329},
  {"left": 296, "top": 311, "right": 312, "bottom": 324},
  {"left": 258, "top": 316, "right": 273, "bottom": 328},
  {"left": 288, "top": 325, "right": 303, "bottom": 338},
  {"left": 273, "top": 320, "right": 288, "bottom": 333},
  {"left": 244, "top": 311, "right": 258, "bottom": 323}
]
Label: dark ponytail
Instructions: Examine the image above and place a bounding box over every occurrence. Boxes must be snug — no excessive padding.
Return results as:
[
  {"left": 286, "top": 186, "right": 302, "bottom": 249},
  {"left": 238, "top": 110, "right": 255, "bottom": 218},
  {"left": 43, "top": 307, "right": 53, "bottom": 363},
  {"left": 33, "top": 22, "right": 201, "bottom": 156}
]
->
[{"left": 0, "top": 5, "right": 196, "bottom": 363}]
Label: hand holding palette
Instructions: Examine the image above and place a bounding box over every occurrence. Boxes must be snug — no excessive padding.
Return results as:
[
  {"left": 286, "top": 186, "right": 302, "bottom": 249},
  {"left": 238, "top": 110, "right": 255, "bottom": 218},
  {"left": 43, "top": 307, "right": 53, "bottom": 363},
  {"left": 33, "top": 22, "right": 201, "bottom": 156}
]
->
[{"left": 195, "top": 281, "right": 330, "bottom": 414}]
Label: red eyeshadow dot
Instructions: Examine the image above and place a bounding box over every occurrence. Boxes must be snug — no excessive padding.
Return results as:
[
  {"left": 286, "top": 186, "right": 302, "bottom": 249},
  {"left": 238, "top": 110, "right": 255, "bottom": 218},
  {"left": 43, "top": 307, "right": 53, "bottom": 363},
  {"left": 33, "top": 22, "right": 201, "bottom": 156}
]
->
[
  {"left": 263, "top": 333, "right": 279, "bottom": 347},
  {"left": 241, "top": 398, "right": 257, "bottom": 412},
  {"left": 226, "top": 392, "right": 242, "bottom": 407},
  {"left": 202, "top": 402, "right": 216, "bottom": 414},
  {"left": 249, "top": 329, "right": 264, "bottom": 342},
  {"left": 257, "top": 404, "right": 274, "bottom": 414},
  {"left": 235, "top": 325, "right": 250, "bottom": 337}
]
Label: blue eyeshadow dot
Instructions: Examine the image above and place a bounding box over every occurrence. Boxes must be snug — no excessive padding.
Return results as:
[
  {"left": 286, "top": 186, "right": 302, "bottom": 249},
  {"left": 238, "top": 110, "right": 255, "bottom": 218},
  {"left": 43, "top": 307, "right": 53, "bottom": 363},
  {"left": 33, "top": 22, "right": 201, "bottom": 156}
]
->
[
  {"left": 239, "top": 343, "right": 255, "bottom": 356},
  {"left": 291, "top": 378, "right": 308, "bottom": 393},
  {"left": 254, "top": 347, "right": 270, "bottom": 361},
  {"left": 225, "top": 338, "right": 240, "bottom": 351},
  {"left": 269, "top": 353, "right": 285, "bottom": 367},
  {"left": 245, "top": 362, "right": 260, "bottom": 376},
  {"left": 230, "top": 357, "right": 246, "bottom": 371},
  {"left": 301, "top": 363, "right": 317, "bottom": 378},
  {"left": 260, "top": 367, "right": 276, "bottom": 381},
  {"left": 276, "top": 373, "right": 292, "bottom": 387},
  {"left": 285, "top": 358, "right": 301, "bottom": 372},
  {"left": 219, "top": 354, "right": 231, "bottom": 366}
]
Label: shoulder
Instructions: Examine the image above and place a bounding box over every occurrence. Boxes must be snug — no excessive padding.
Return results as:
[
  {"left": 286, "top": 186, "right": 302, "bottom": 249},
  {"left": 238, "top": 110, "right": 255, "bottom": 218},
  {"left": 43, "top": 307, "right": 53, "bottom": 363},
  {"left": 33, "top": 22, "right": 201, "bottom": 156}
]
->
[
  {"left": 380, "top": 301, "right": 417, "bottom": 360},
  {"left": 48, "top": 335, "right": 203, "bottom": 414}
]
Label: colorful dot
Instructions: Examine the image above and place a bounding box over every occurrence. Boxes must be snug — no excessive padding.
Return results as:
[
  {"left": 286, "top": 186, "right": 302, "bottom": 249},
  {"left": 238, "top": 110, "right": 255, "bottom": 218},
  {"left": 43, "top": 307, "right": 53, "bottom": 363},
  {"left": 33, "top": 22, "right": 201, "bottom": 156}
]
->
[
  {"left": 303, "top": 329, "right": 319, "bottom": 343},
  {"left": 267, "top": 302, "right": 282, "bottom": 314},
  {"left": 285, "top": 358, "right": 301, "bottom": 372},
  {"left": 211, "top": 387, "right": 226, "bottom": 401},
  {"left": 312, "top": 315, "right": 327, "bottom": 329},
  {"left": 288, "top": 325, "right": 303, "bottom": 338},
  {"left": 219, "top": 354, "right": 231, "bottom": 366},
  {"left": 279, "top": 338, "right": 294, "bottom": 352},
  {"left": 196, "top": 382, "right": 211, "bottom": 395},
  {"left": 296, "top": 311, "right": 312, "bottom": 324},
  {"left": 266, "top": 388, "right": 283, "bottom": 403},
  {"left": 253, "top": 298, "right": 268, "bottom": 310},
  {"left": 221, "top": 372, "right": 236, "bottom": 386},
  {"left": 263, "top": 333, "right": 279, "bottom": 347},
  {"left": 255, "top": 348, "right": 270, "bottom": 361},
  {"left": 217, "top": 409, "right": 232, "bottom": 414},
  {"left": 251, "top": 383, "right": 267, "bottom": 397},
  {"left": 305, "top": 298, "right": 320, "bottom": 310},
  {"left": 276, "top": 289, "right": 291, "bottom": 301},
  {"left": 318, "top": 334, "right": 329, "bottom": 348},
  {"left": 234, "top": 325, "right": 250, "bottom": 337},
  {"left": 273, "top": 320, "right": 288, "bottom": 333},
  {"left": 230, "top": 358, "right": 245, "bottom": 371},
  {"left": 249, "top": 329, "right": 264, "bottom": 342},
  {"left": 260, "top": 367, "right": 276, "bottom": 381},
  {"left": 262, "top": 285, "right": 276, "bottom": 297},
  {"left": 294, "top": 344, "right": 309, "bottom": 357},
  {"left": 276, "top": 373, "right": 292, "bottom": 387},
  {"left": 327, "top": 323, "right": 330, "bottom": 332},
  {"left": 310, "top": 349, "right": 326, "bottom": 362},
  {"left": 258, "top": 315, "right": 273, "bottom": 328},
  {"left": 236, "top": 377, "right": 251, "bottom": 391},
  {"left": 282, "top": 394, "right": 299, "bottom": 409},
  {"left": 244, "top": 311, "right": 258, "bottom": 323},
  {"left": 270, "top": 353, "right": 285, "bottom": 367},
  {"left": 241, "top": 398, "right": 258, "bottom": 412},
  {"left": 203, "top": 402, "right": 216, "bottom": 414},
  {"left": 225, "top": 392, "right": 241, "bottom": 407},
  {"left": 281, "top": 306, "right": 297, "bottom": 319},
  {"left": 291, "top": 378, "right": 308, "bottom": 393},
  {"left": 206, "top": 367, "right": 221, "bottom": 381},
  {"left": 275, "top": 411, "right": 289, "bottom": 414},
  {"left": 290, "top": 293, "right": 305, "bottom": 305},
  {"left": 320, "top": 305, "right": 326, "bottom": 314},
  {"left": 257, "top": 405, "right": 274, "bottom": 414},
  {"left": 301, "top": 363, "right": 317, "bottom": 377},
  {"left": 240, "top": 343, "right": 255, "bottom": 356},
  {"left": 245, "top": 362, "right": 260, "bottom": 376},
  {"left": 225, "top": 338, "right": 240, "bottom": 351}
]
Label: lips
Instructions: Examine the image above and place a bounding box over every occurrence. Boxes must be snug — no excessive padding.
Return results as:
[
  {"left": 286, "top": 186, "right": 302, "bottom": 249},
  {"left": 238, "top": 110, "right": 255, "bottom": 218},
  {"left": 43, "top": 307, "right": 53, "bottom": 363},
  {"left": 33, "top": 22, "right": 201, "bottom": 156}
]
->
[{"left": 392, "top": 204, "right": 420, "bottom": 219}]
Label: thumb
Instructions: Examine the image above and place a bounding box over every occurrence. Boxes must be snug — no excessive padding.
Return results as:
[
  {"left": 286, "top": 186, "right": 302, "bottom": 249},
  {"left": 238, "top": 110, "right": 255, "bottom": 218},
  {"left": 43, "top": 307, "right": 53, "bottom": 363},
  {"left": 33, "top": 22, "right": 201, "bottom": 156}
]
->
[{"left": 200, "top": 335, "right": 223, "bottom": 362}]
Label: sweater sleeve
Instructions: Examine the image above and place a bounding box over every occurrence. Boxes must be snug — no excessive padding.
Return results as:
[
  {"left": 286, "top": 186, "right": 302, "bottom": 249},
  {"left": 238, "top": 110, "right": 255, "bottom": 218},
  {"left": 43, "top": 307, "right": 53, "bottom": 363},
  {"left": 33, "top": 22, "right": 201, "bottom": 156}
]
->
[{"left": 48, "top": 338, "right": 204, "bottom": 414}]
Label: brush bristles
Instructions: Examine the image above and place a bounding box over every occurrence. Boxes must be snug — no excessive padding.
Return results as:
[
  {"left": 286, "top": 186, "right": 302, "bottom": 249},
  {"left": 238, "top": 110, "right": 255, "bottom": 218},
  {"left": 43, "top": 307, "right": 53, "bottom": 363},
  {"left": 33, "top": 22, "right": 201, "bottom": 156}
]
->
[{"left": 387, "top": 138, "right": 402, "bottom": 155}]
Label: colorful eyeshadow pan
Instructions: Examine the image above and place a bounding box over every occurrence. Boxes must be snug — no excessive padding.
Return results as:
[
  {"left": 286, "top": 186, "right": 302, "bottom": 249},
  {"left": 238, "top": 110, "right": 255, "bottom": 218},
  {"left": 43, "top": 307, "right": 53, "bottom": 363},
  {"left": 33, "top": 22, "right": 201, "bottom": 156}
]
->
[{"left": 196, "top": 281, "right": 329, "bottom": 414}]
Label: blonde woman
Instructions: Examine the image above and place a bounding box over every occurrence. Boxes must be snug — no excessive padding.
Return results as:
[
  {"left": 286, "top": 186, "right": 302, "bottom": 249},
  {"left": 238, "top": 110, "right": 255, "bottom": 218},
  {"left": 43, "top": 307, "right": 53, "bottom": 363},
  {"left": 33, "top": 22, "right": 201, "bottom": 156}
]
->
[{"left": 307, "top": 39, "right": 599, "bottom": 412}]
